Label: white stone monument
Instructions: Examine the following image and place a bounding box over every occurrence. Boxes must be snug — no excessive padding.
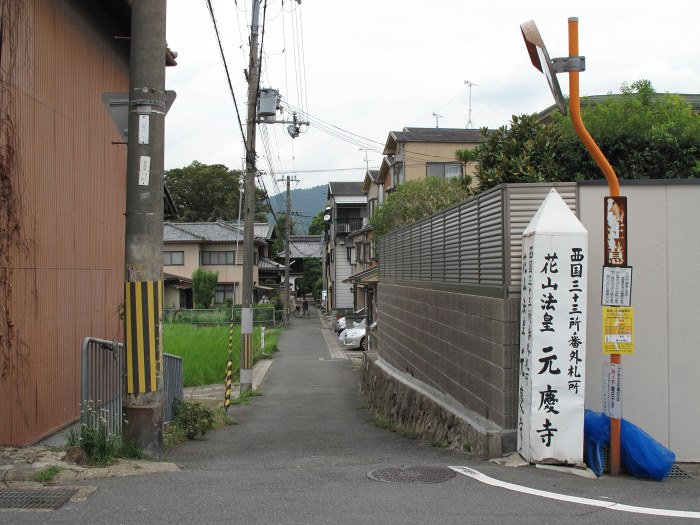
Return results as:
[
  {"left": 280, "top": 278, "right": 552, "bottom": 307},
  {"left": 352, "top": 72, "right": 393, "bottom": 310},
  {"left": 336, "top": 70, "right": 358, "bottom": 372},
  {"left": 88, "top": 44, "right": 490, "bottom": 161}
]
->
[{"left": 518, "top": 189, "right": 588, "bottom": 464}]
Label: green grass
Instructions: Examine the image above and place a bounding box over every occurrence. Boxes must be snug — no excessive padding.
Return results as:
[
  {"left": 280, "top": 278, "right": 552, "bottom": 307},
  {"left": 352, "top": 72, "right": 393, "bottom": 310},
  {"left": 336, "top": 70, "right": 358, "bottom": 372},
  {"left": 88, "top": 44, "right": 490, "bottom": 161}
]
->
[
  {"left": 231, "top": 389, "right": 263, "bottom": 405},
  {"left": 32, "top": 466, "right": 62, "bottom": 483},
  {"left": 164, "top": 325, "right": 280, "bottom": 387},
  {"left": 372, "top": 415, "right": 420, "bottom": 440}
]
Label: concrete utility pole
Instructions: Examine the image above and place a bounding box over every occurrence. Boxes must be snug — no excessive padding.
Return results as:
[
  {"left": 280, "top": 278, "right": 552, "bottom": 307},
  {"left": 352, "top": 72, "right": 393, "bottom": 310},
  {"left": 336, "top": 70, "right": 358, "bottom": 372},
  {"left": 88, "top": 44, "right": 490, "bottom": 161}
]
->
[
  {"left": 284, "top": 175, "right": 292, "bottom": 326},
  {"left": 241, "top": 0, "right": 261, "bottom": 393},
  {"left": 123, "top": 0, "right": 167, "bottom": 459}
]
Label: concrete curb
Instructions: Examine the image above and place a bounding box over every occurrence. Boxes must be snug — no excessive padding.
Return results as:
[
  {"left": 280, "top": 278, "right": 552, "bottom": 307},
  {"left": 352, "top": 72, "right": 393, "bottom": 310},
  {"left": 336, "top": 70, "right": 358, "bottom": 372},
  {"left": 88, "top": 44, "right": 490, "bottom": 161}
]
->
[{"left": 183, "top": 358, "right": 274, "bottom": 407}]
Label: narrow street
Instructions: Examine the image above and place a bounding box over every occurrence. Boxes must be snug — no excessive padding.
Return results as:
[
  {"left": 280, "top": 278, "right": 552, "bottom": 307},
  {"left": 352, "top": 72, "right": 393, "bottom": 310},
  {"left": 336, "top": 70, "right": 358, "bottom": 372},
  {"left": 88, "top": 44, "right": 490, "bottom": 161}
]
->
[{"left": 6, "top": 306, "right": 700, "bottom": 524}]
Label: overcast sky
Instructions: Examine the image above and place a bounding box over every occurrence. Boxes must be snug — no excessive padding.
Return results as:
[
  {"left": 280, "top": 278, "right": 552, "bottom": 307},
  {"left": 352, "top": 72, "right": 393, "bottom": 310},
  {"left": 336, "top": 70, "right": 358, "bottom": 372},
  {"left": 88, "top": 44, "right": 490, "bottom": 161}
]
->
[{"left": 165, "top": 1, "right": 700, "bottom": 192}]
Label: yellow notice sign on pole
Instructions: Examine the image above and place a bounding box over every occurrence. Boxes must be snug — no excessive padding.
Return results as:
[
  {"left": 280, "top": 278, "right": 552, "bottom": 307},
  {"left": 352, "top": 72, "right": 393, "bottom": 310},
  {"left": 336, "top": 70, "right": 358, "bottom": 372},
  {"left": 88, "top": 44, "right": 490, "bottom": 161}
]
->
[{"left": 602, "top": 306, "right": 634, "bottom": 354}]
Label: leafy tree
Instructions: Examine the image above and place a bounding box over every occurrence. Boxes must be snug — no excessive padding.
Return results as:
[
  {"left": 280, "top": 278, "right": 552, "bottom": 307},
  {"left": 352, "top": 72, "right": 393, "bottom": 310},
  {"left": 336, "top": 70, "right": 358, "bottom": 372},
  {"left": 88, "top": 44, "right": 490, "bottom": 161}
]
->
[
  {"left": 470, "top": 80, "right": 700, "bottom": 189},
  {"left": 192, "top": 268, "right": 218, "bottom": 308},
  {"left": 454, "top": 148, "right": 477, "bottom": 190},
  {"left": 552, "top": 80, "right": 700, "bottom": 180},
  {"left": 165, "top": 161, "right": 270, "bottom": 222},
  {"left": 307, "top": 209, "right": 327, "bottom": 235},
  {"left": 473, "top": 114, "right": 566, "bottom": 193},
  {"left": 370, "top": 177, "right": 472, "bottom": 241},
  {"left": 299, "top": 257, "right": 323, "bottom": 300}
]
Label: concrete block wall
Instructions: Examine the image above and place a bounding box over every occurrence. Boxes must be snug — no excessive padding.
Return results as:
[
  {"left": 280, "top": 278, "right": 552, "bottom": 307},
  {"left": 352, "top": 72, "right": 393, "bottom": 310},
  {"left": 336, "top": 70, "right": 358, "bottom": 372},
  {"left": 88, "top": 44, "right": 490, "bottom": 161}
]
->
[{"left": 379, "top": 282, "right": 520, "bottom": 431}]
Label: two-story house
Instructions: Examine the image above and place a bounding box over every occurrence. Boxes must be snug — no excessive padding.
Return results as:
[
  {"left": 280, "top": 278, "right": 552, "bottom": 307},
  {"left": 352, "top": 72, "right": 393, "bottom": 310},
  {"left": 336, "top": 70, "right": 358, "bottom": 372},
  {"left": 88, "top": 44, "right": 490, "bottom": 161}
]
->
[
  {"left": 325, "top": 182, "right": 366, "bottom": 313},
  {"left": 163, "top": 221, "right": 280, "bottom": 308},
  {"left": 380, "top": 127, "right": 483, "bottom": 192},
  {"left": 344, "top": 170, "right": 380, "bottom": 320}
]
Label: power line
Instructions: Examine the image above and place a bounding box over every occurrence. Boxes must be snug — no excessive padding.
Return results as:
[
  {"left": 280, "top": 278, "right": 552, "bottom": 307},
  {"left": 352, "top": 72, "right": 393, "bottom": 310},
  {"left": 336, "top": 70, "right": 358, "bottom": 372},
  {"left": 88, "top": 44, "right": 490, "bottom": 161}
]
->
[{"left": 205, "top": 0, "right": 247, "bottom": 150}]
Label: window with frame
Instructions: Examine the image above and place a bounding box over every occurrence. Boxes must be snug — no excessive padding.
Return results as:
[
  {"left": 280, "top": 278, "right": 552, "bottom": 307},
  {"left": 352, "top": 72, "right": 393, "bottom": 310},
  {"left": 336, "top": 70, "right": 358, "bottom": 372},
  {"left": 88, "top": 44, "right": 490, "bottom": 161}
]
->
[
  {"left": 215, "top": 285, "right": 235, "bottom": 304},
  {"left": 368, "top": 198, "right": 377, "bottom": 219},
  {"left": 427, "top": 162, "right": 463, "bottom": 180},
  {"left": 201, "top": 251, "right": 235, "bottom": 265},
  {"left": 363, "top": 242, "right": 371, "bottom": 262},
  {"left": 392, "top": 161, "right": 404, "bottom": 187},
  {"left": 164, "top": 251, "right": 184, "bottom": 265},
  {"left": 355, "top": 242, "right": 364, "bottom": 263},
  {"left": 346, "top": 246, "right": 354, "bottom": 262}
]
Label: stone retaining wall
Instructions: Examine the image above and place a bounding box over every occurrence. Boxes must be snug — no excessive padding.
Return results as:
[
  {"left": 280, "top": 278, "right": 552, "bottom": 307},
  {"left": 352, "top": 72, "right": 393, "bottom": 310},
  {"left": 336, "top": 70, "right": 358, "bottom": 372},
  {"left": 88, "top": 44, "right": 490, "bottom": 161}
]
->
[{"left": 360, "top": 355, "right": 510, "bottom": 458}]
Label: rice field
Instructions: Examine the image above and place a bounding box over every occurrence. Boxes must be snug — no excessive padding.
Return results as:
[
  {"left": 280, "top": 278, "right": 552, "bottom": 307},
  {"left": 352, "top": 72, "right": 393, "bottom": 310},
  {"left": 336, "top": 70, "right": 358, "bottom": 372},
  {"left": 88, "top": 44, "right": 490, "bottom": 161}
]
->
[{"left": 164, "top": 324, "right": 280, "bottom": 387}]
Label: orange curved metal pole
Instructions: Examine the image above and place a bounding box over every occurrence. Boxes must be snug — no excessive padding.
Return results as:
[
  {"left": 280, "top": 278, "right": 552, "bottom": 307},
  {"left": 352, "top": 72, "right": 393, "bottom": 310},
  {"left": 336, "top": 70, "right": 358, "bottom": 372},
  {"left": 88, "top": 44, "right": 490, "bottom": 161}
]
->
[
  {"left": 568, "top": 17, "right": 621, "bottom": 477},
  {"left": 568, "top": 17, "right": 620, "bottom": 197}
]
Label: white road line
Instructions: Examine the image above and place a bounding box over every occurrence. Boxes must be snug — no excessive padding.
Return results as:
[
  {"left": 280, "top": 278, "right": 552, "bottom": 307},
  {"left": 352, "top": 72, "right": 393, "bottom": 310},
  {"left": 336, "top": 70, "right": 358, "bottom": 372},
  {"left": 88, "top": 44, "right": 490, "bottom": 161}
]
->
[{"left": 449, "top": 466, "right": 700, "bottom": 520}]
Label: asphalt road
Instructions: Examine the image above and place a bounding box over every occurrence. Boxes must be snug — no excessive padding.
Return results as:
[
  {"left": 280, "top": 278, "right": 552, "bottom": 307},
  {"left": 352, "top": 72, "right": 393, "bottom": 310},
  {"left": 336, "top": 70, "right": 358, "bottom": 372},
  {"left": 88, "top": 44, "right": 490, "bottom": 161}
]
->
[{"left": 7, "top": 307, "right": 700, "bottom": 524}]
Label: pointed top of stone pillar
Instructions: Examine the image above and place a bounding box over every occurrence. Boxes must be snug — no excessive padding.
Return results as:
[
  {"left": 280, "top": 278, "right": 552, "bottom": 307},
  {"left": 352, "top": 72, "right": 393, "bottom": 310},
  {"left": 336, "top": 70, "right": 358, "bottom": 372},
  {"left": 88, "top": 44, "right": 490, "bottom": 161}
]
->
[{"left": 523, "top": 188, "right": 587, "bottom": 237}]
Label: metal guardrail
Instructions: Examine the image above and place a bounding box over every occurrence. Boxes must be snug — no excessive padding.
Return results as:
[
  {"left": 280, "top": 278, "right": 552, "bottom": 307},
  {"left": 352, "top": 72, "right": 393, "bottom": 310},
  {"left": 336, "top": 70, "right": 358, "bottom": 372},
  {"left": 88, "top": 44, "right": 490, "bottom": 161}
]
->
[
  {"left": 163, "top": 352, "right": 183, "bottom": 424},
  {"left": 81, "top": 338, "right": 124, "bottom": 436},
  {"left": 81, "top": 337, "right": 183, "bottom": 433}
]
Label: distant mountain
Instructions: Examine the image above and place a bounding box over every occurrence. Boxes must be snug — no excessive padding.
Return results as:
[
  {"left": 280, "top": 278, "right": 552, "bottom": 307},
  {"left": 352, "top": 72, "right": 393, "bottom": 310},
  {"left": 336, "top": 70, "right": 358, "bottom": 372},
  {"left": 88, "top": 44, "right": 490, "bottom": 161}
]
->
[{"left": 267, "top": 184, "right": 328, "bottom": 234}]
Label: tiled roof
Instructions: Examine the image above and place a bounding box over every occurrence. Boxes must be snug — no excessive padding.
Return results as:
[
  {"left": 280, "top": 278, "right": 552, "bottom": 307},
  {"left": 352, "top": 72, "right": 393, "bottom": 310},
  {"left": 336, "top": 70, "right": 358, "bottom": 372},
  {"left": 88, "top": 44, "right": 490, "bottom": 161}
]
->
[
  {"left": 279, "top": 235, "right": 323, "bottom": 259},
  {"left": 393, "top": 127, "right": 484, "bottom": 143},
  {"left": 328, "top": 181, "right": 364, "bottom": 197},
  {"left": 259, "top": 257, "right": 284, "bottom": 271},
  {"left": 164, "top": 221, "right": 268, "bottom": 243},
  {"left": 253, "top": 223, "right": 275, "bottom": 240}
]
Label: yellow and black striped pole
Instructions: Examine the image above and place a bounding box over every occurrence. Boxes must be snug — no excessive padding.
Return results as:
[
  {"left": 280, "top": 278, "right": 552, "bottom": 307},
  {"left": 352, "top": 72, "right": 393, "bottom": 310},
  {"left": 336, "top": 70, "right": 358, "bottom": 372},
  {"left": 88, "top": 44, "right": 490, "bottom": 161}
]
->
[
  {"left": 125, "top": 280, "right": 162, "bottom": 394},
  {"left": 224, "top": 316, "right": 234, "bottom": 412}
]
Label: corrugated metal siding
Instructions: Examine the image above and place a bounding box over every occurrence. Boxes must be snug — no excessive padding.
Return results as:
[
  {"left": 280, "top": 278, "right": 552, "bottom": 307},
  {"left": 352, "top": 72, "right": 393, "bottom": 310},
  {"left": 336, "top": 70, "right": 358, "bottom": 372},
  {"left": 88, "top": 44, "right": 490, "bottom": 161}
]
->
[
  {"left": 459, "top": 202, "right": 479, "bottom": 281},
  {"left": 443, "top": 206, "right": 460, "bottom": 282},
  {"left": 379, "top": 183, "right": 579, "bottom": 290},
  {"left": 1, "top": 0, "right": 129, "bottom": 445},
  {"left": 477, "top": 189, "right": 504, "bottom": 285},
  {"left": 505, "top": 184, "right": 578, "bottom": 289}
]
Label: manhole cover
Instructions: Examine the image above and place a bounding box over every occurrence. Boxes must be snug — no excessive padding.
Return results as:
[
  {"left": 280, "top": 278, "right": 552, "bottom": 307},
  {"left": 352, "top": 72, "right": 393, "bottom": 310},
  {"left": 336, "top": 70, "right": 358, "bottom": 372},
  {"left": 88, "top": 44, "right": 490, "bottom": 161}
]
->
[
  {"left": 367, "top": 466, "right": 456, "bottom": 484},
  {"left": 0, "top": 488, "right": 78, "bottom": 510}
]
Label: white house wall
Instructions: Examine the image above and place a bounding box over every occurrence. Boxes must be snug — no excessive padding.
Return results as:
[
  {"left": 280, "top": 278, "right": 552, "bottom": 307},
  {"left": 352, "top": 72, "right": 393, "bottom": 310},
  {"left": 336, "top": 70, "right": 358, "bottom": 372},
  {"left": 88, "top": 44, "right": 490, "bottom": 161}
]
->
[
  {"left": 334, "top": 248, "right": 354, "bottom": 309},
  {"left": 579, "top": 182, "right": 700, "bottom": 461}
]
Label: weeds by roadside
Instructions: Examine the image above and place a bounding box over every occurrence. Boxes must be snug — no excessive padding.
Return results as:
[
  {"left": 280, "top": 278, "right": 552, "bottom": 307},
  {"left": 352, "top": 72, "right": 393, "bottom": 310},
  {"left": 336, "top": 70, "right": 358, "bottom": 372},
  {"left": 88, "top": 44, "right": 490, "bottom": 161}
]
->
[
  {"left": 372, "top": 415, "right": 420, "bottom": 440},
  {"left": 65, "top": 401, "right": 143, "bottom": 466},
  {"left": 164, "top": 398, "right": 237, "bottom": 450},
  {"left": 31, "top": 465, "right": 62, "bottom": 483},
  {"left": 230, "top": 389, "right": 263, "bottom": 406}
]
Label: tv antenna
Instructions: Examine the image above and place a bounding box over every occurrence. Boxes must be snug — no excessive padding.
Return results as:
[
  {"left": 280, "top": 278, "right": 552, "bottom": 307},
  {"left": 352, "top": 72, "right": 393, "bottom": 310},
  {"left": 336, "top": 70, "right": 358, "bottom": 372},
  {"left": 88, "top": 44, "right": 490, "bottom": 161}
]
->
[
  {"left": 464, "top": 80, "right": 478, "bottom": 128},
  {"left": 432, "top": 112, "right": 444, "bottom": 128},
  {"left": 359, "top": 148, "right": 370, "bottom": 171}
]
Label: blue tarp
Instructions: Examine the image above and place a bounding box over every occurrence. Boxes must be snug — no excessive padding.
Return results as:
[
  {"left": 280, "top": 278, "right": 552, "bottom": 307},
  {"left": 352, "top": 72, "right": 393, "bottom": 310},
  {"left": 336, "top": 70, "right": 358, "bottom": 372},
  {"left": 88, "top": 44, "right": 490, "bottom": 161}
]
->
[{"left": 583, "top": 409, "right": 676, "bottom": 481}]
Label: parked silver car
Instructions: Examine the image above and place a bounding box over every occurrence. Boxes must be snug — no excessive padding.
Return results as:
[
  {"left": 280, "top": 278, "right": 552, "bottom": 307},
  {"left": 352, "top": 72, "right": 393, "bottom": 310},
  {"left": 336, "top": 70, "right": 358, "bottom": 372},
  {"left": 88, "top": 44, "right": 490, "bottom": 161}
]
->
[
  {"left": 336, "top": 307, "right": 365, "bottom": 334},
  {"left": 338, "top": 319, "right": 367, "bottom": 351}
]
